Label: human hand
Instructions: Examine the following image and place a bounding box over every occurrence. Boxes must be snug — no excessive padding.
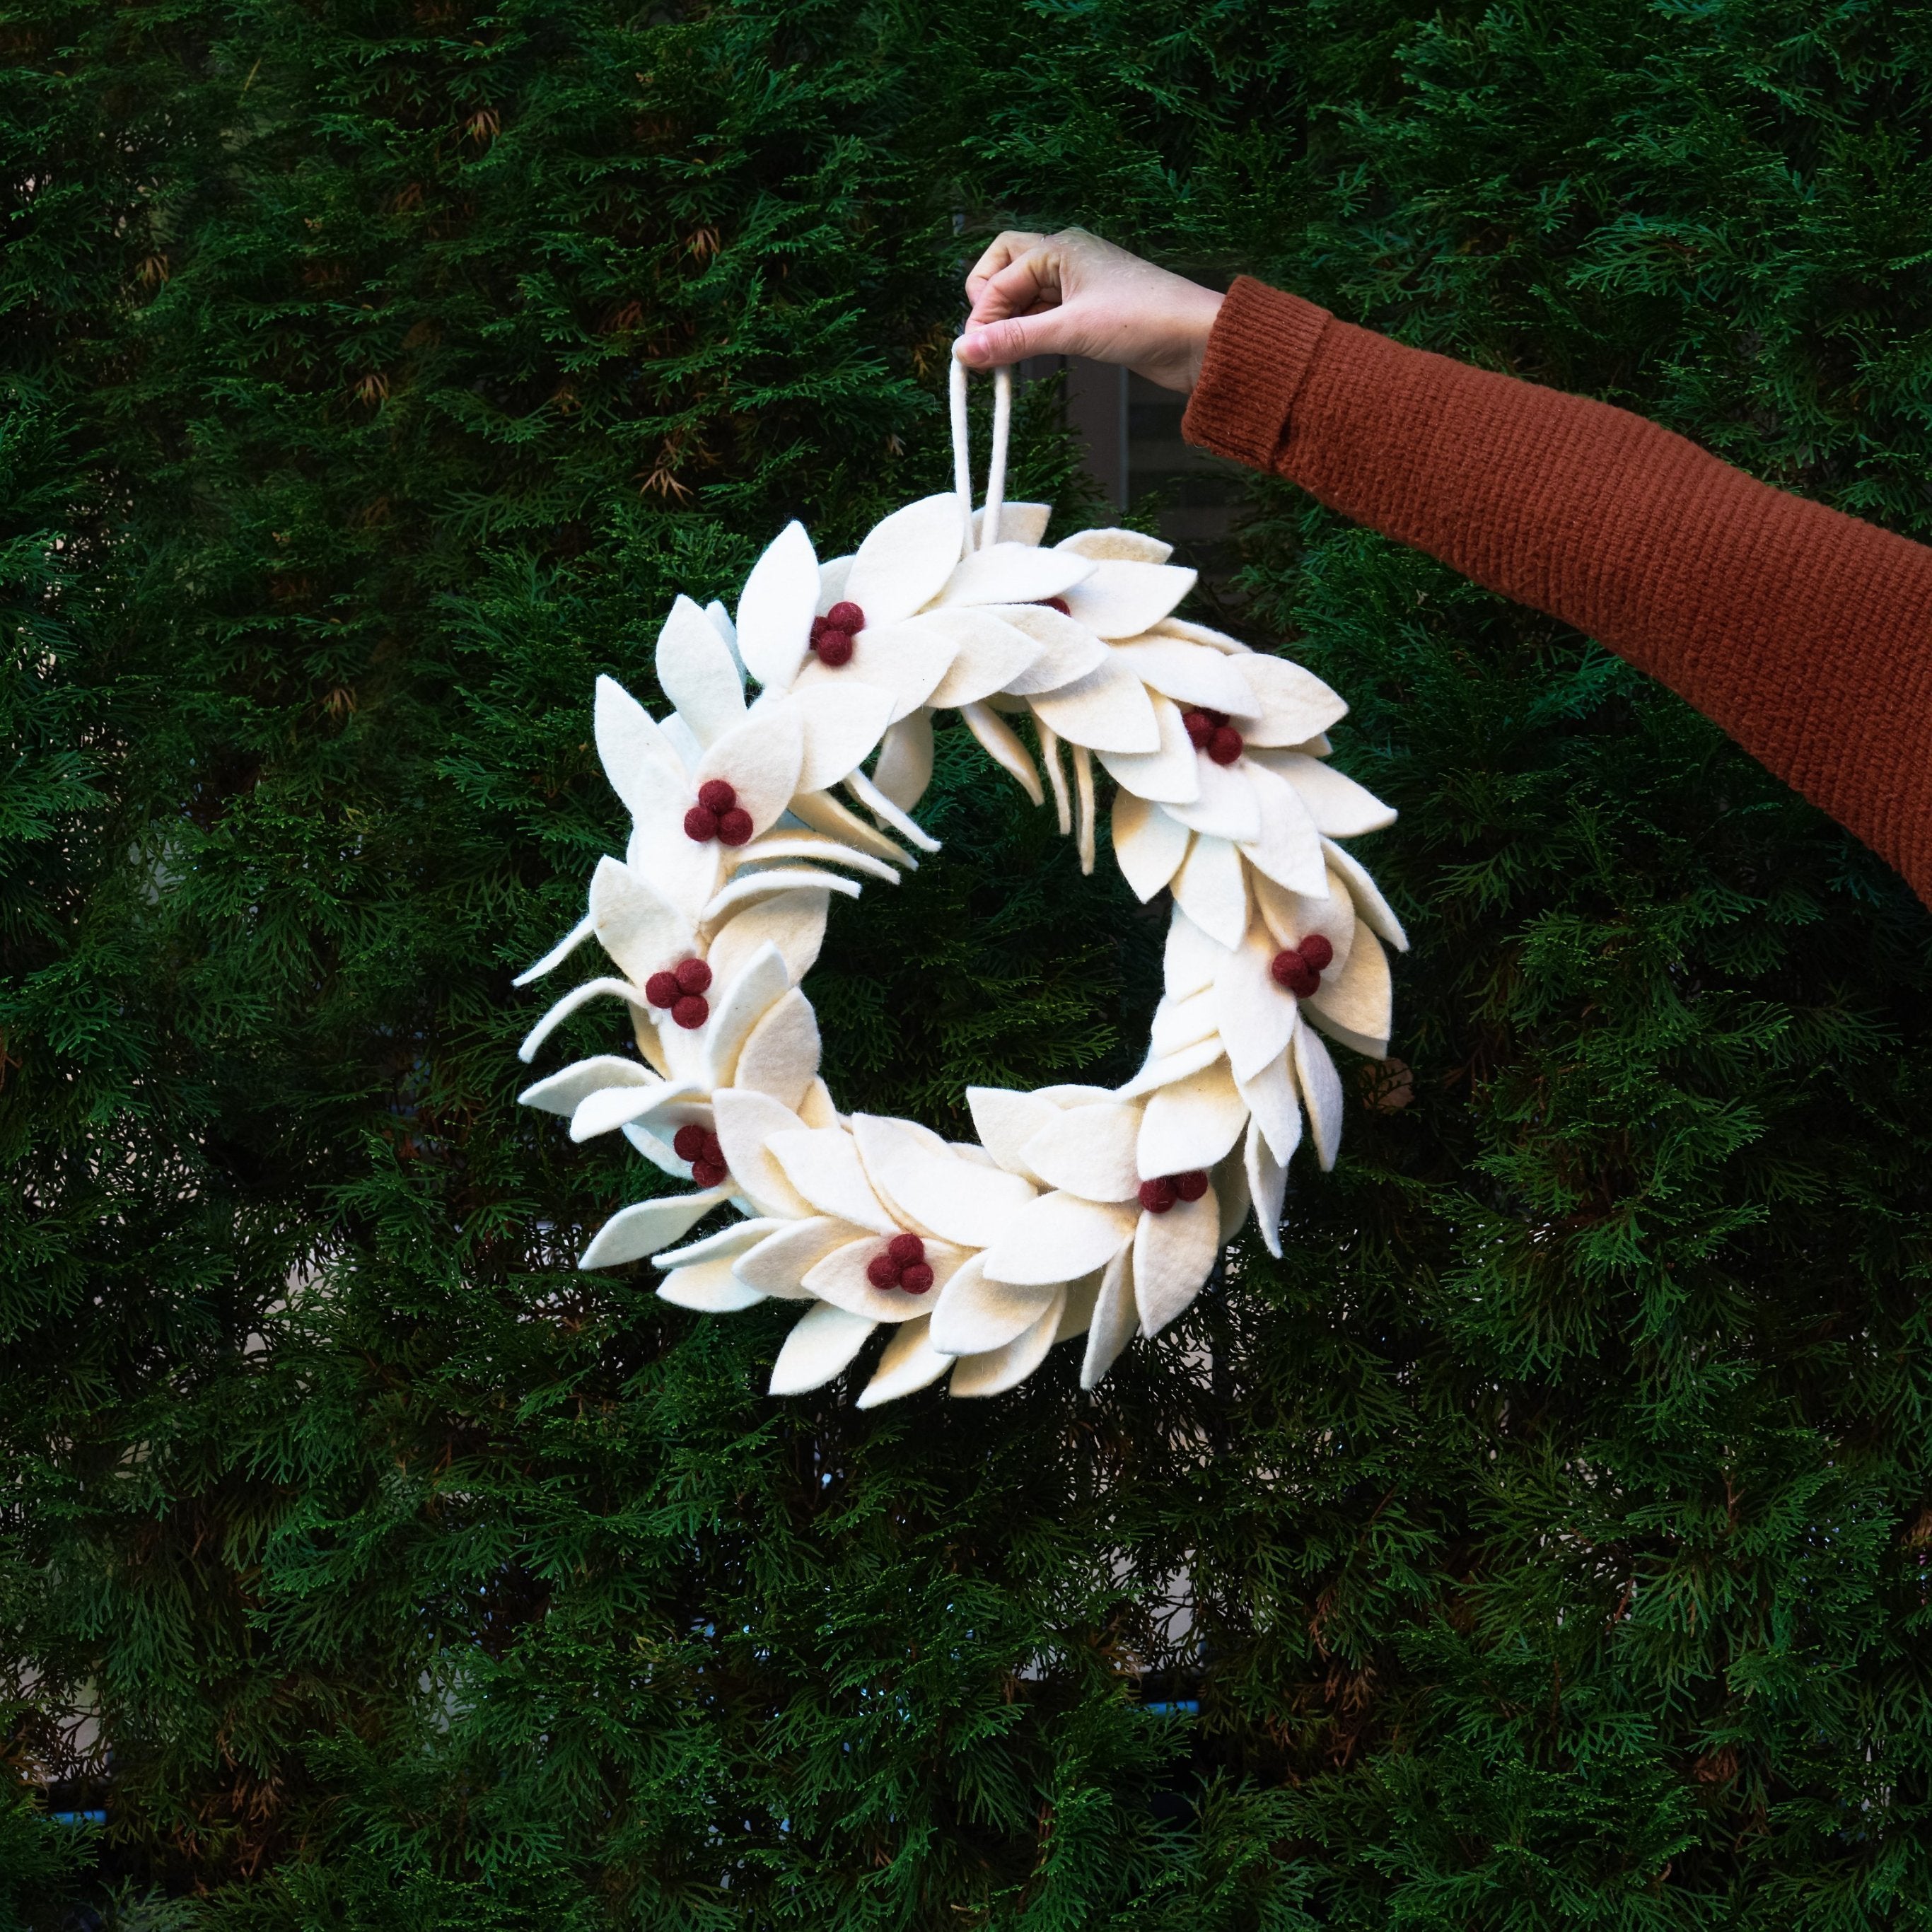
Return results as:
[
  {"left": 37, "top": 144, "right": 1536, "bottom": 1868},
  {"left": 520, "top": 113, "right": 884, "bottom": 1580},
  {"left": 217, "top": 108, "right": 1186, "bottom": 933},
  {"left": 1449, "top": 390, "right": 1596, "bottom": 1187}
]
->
[{"left": 955, "top": 228, "right": 1224, "bottom": 392}]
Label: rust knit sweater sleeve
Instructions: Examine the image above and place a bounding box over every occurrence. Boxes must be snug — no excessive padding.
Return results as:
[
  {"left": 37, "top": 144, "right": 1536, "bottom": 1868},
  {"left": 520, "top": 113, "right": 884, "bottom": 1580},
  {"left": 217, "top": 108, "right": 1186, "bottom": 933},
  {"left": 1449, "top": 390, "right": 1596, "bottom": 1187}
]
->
[{"left": 1182, "top": 276, "right": 1932, "bottom": 907}]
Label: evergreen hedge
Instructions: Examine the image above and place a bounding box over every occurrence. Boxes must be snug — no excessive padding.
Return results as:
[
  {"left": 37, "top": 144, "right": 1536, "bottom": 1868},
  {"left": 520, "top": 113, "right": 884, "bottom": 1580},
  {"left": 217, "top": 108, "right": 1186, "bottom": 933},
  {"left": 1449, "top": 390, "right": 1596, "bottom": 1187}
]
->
[{"left": 5, "top": 1, "right": 1932, "bottom": 1924}]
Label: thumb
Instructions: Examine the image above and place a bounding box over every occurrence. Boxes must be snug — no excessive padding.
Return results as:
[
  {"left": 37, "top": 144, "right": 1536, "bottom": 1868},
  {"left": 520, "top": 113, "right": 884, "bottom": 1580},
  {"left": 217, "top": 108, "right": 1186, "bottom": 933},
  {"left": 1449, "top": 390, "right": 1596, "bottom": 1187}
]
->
[{"left": 955, "top": 311, "right": 1071, "bottom": 368}]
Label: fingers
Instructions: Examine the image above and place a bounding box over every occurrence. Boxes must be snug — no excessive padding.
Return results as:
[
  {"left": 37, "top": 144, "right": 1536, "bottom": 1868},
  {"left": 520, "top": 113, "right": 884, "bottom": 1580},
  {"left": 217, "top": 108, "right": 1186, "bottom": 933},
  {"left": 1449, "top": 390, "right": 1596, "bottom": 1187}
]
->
[
  {"left": 965, "top": 248, "right": 1063, "bottom": 329},
  {"left": 964, "top": 230, "right": 1046, "bottom": 309},
  {"left": 955, "top": 310, "right": 1069, "bottom": 368}
]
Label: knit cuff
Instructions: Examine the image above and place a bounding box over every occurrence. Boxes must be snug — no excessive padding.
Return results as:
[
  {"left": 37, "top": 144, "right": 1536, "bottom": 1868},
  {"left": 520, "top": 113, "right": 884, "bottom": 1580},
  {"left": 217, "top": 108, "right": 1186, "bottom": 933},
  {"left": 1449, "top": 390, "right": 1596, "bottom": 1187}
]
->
[{"left": 1181, "top": 277, "right": 1333, "bottom": 471}]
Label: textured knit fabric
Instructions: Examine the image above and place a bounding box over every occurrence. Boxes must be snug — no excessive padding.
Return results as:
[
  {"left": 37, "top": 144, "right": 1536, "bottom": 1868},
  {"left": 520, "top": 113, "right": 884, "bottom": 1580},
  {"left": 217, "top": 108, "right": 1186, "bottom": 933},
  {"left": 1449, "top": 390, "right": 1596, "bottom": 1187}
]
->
[{"left": 1183, "top": 275, "right": 1932, "bottom": 909}]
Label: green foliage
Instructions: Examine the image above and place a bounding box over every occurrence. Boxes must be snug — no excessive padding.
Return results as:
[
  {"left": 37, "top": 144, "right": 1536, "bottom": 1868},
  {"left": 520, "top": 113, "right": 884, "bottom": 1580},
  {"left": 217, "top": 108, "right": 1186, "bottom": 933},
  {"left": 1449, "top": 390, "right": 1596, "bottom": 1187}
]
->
[{"left": 5, "top": 0, "right": 1932, "bottom": 1924}]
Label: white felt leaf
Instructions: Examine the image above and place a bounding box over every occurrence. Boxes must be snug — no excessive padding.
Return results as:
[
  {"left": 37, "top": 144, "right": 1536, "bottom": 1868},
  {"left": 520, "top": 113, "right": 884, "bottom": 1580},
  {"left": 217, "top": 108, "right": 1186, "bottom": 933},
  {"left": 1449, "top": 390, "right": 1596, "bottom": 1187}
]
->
[
  {"left": 849, "top": 1113, "right": 1037, "bottom": 1248},
  {"left": 1113, "top": 1033, "right": 1227, "bottom": 1102},
  {"left": 1322, "top": 837, "right": 1409, "bottom": 951},
  {"left": 982, "top": 1192, "right": 1136, "bottom": 1288},
  {"left": 704, "top": 942, "right": 791, "bottom": 1088},
  {"left": 1019, "top": 1102, "right": 1141, "bottom": 1204},
  {"left": 663, "top": 712, "right": 705, "bottom": 774},
  {"left": 798, "top": 1077, "right": 839, "bottom": 1128},
  {"left": 569, "top": 1079, "right": 702, "bottom": 1143},
  {"left": 1080, "top": 1246, "right": 1137, "bottom": 1390},
  {"left": 856, "top": 1316, "right": 955, "bottom": 1408},
  {"left": 706, "top": 887, "right": 832, "bottom": 991},
  {"left": 1149, "top": 987, "right": 1219, "bottom": 1059},
  {"left": 1293, "top": 1022, "right": 1345, "bottom": 1172},
  {"left": 765, "top": 1127, "right": 897, "bottom": 1235},
  {"left": 579, "top": 1188, "right": 730, "bottom": 1269},
  {"left": 1153, "top": 616, "right": 1250, "bottom": 655},
  {"left": 958, "top": 702, "right": 1044, "bottom": 806},
  {"left": 1243, "top": 1117, "right": 1288, "bottom": 1260},
  {"left": 517, "top": 976, "right": 648, "bottom": 1066},
  {"left": 593, "top": 675, "right": 684, "bottom": 820},
  {"left": 1033, "top": 1083, "right": 1119, "bottom": 1108},
  {"left": 623, "top": 1122, "right": 686, "bottom": 1177},
  {"left": 791, "top": 622, "right": 956, "bottom": 723},
  {"left": 1096, "top": 692, "right": 1202, "bottom": 806},
  {"left": 1132, "top": 1189, "right": 1219, "bottom": 1337},
  {"left": 519, "top": 1055, "right": 653, "bottom": 1117},
  {"left": 803, "top": 1236, "right": 967, "bottom": 1324},
  {"left": 701, "top": 866, "right": 862, "bottom": 930},
  {"left": 948, "top": 1291, "right": 1066, "bottom": 1397},
  {"left": 711, "top": 1088, "right": 816, "bottom": 1220},
  {"left": 653, "top": 1217, "right": 782, "bottom": 1269},
  {"left": 706, "top": 595, "right": 741, "bottom": 662},
  {"left": 1255, "top": 866, "right": 1356, "bottom": 976},
  {"left": 769, "top": 1301, "right": 876, "bottom": 1397},
  {"left": 1170, "top": 832, "right": 1248, "bottom": 950},
  {"left": 733, "top": 1216, "right": 858, "bottom": 1296},
  {"left": 784, "top": 681, "right": 897, "bottom": 793},
  {"left": 967, "top": 1086, "right": 1063, "bottom": 1182},
  {"left": 657, "top": 593, "right": 747, "bottom": 747},
  {"left": 929, "top": 1252, "right": 1059, "bottom": 1356},
  {"left": 1234, "top": 1050, "right": 1303, "bottom": 1168},
  {"left": 1108, "top": 640, "right": 1258, "bottom": 715},
  {"left": 625, "top": 800, "right": 724, "bottom": 929},
  {"left": 1061, "top": 559, "right": 1196, "bottom": 639},
  {"left": 972, "top": 501, "right": 1051, "bottom": 549},
  {"left": 1162, "top": 755, "right": 1261, "bottom": 844},
  {"left": 935, "top": 542, "right": 1093, "bottom": 609},
  {"left": 656, "top": 1256, "right": 770, "bottom": 1313},
  {"left": 844, "top": 493, "right": 967, "bottom": 627},
  {"left": 513, "top": 910, "right": 595, "bottom": 987},
  {"left": 1237, "top": 760, "right": 1329, "bottom": 897},
  {"left": 732, "top": 987, "right": 821, "bottom": 1110},
  {"left": 926, "top": 610, "right": 1044, "bottom": 708},
  {"left": 1030, "top": 655, "right": 1160, "bottom": 753},
  {"left": 729, "top": 832, "right": 900, "bottom": 885},
  {"left": 1110, "top": 790, "right": 1192, "bottom": 902},
  {"left": 1257, "top": 751, "right": 1397, "bottom": 837},
  {"left": 735, "top": 520, "right": 820, "bottom": 694},
  {"left": 1308, "top": 924, "right": 1391, "bottom": 1057},
  {"left": 590, "top": 855, "right": 693, "bottom": 987},
  {"left": 1054, "top": 1270, "right": 1101, "bottom": 1343},
  {"left": 815, "top": 555, "right": 853, "bottom": 616},
  {"left": 1056, "top": 528, "right": 1174, "bottom": 564},
  {"left": 873, "top": 710, "right": 935, "bottom": 810},
  {"left": 693, "top": 705, "right": 803, "bottom": 839},
  {"left": 1137, "top": 1059, "right": 1249, "bottom": 1178},
  {"left": 846, "top": 767, "right": 942, "bottom": 854},
  {"left": 995, "top": 605, "right": 1111, "bottom": 696},
  {"left": 1164, "top": 904, "right": 1228, "bottom": 1001},
  {"left": 1214, "top": 921, "right": 1298, "bottom": 1082},
  {"left": 1228, "top": 653, "right": 1349, "bottom": 746}
]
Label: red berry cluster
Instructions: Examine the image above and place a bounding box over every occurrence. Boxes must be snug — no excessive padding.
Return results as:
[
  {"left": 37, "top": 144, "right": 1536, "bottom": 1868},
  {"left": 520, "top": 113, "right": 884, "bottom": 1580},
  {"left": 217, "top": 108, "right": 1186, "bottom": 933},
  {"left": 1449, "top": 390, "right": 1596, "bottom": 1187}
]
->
[
  {"left": 866, "top": 1231, "right": 935, "bottom": 1295},
  {"left": 1182, "top": 709, "right": 1244, "bottom": 766},
  {"left": 1138, "top": 1170, "right": 1209, "bottom": 1214},
  {"left": 645, "top": 955, "right": 714, "bottom": 1030},
  {"left": 1269, "top": 931, "right": 1334, "bottom": 999},
  {"left": 808, "top": 599, "right": 865, "bottom": 668},
  {"left": 673, "top": 1122, "right": 728, "bottom": 1189},
  {"left": 683, "top": 776, "right": 753, "bottom": 846}
]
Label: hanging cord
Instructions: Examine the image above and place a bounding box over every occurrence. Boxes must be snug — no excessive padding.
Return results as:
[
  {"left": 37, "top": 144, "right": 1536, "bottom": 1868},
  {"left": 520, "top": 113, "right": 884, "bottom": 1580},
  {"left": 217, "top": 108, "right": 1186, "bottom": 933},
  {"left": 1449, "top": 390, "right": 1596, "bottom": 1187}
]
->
[{"left": 949, "top": 348, "right": 1013, "bottom": 555}]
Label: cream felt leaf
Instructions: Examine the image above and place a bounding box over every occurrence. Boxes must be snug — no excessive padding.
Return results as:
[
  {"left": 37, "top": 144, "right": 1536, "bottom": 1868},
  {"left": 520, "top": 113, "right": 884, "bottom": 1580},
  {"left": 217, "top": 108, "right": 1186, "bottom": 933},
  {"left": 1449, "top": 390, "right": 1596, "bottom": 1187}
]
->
[
  {"left": 700, "top": 867, "right": 862, "bottom": 929},
  {"left": 1214, "top": 1148, "right": 1252, "bottom": 1245},
  {"left": 1113, "top": 1033, "right": 1226, "bottom": 1102},
  {"left": 792, "top": 621, "right": 957, "bottom": 723},
  {"left": 784, "top": 682, "right": 897, "bottom": 794},
  {"left": 513, "top": 910, "right": 595, "bottom": 987},
  {"left": 623, "top": 1122, "right": 684, "bottom": 1177},
  {"left": 1020, "top": 1102, "right": 1141, "bottom": 1204},
  {"left": 1234, "top": 1050, "right": 1304, "bottom": 1169},
  {"left": 1170, "top": 832, "right": 1248, "bottom": 950},
  {"left": 996, "top": 605, "right": 1111, "bottom": 695},
  {"left": 517, "top": 976, "right": 648, "bottom": 1066},
  {"left": 1293, "top": 1023, "right": 1345, "bottom": 1172},
  {"left": 849, "top": 1113, "right": 1037, "bottom": 1248},
  {"left": 1109, "top": 640, "right": 1259, "bottom": 715},
  {"left": 626, "top": 798, "right": 725, "bottom": 928},
  {"left": 569, "top": 1078, "right": 704, "bottom": 1144},
  {"left": 1098, "top": 693, "right": 1203, "bottom": 806},
  {"left": 846, "top": 768, "right": 942, "bottom": 854},
  {"left": 1032, "top": 1083, "right": 1119, "bottom": 1108},
  {"left": 705, "top": 597, "right": 742, "bottom": 667},
  {"left": 926, "top": 610, "right": 1044, "bottom": 708},
  {"left": 1257, "top": 751, "right": 1397, "bottom": 837},
  {"left": 972, "top": 501, "right": 1050, "bottom": 549},
  {"left": 764, "top": 1127, "right": 897, "bottom": 1235},
  {"left": 1149, "top": 987, "right": 1219, "bottom": 1059},
  {"left": 519, "top": 1055, "right": 653, "bottom": 1117},
  {"left": 594, "top": 675, "right": 683, "bottom": 818},
  {"left": 1236, "top": 760, "right": 1329, "bottom": 897},
  {"left": 1162, "top": 755, "right": 1262, "bottom": 844},
  {"left": 1060, "top": 559, "right": 1197, "bottom": 639},
  {"left": 856, "top": 1317, "right": 954, "bottom": 1408},
  {"left": 769, "top": 1300, "right": 876, "bottom": 1397},
  {"left": 786, "top": 788, "right": 916, "bottom": 868},
  {"left": 732, "top": 987, "right": 821, "bottom": 1110},
  {"left": 936, "top": 542, "right": 1094, "bottom": 609},
  {"left": 579, "top": 1188, "right": 731, "bottom": 1268},
  {"left": 1243, "top": 1118, "right": 1288, "bottom": 1261},
  {"left": 706, "top": 887, "right": 831, "bottom": 991},
  {"left": 1132, "top": 1189, "right": 1219, "bottom": 1337},
  {"left": 1152, "top": 615, "right": 1249, "bottom": 655},
  {"left": 1081, "top": 1247, "right": 1138, "bottom": 1390},
  {"left": 929, "top": 1253, "right": 1059, "bottom": 1356},
  {"left": 1308, "top": 924, "right": 1391, "bottom": 1057},
  {"left": 1111, "top": 790, "right": 1192, "bottom": 902},
  {"left": 1255, "top": 867, "right": 1356, "bottom": 975},
  {"left": 873, "top": 711, "right": 934, "bottom": 810},
  {"left": 590, "top": 856, "right": 692, "bottom": 987},
  {"left": 1037, "top": 720, "right": 1072, "bottom": 834},
  {"left": 949, "top": 1292, "right": 1065, "bottom": 1397},
  {"left": 656, "top": 1259, "right": 769, "bottom": 1313},
  {"left": 733, "top": 1216, "right": 859, "bottom": 1296},
  {"left": 815, "top": 555, "right": 853, "bottom": 616},
  {"left": 982, "top": 1192, "right": 1136, "bottom": 1288},
  {"left": 1322, "top": 837, "right": 1409, "bottom": 950},
  {"left": 1213, "top": 924, "right": 1299, "bottom": 1083},
  {"left": 730, "top": 833, "right": 900, "bottom": 885},
  {"left": 693, "top": 706, "right": 803, "bottom": 839},
  {"left": 703, "top": 943, "right": 791, "bottom": 1088},
  {"left": 657, "top": 593, "right": 746, "bottom": 747},
  {"left": 1030, "top": 656, "right": 1161, "bottom": 754},
  {"left": 1056, "top": 528, "right": 1174, "bottom": 564},
  {"left": 734, "top": 520, "right": 820, "bottom": 694},
  {"left": 710, "top": 1088, "right": 817, "bottom": 1220},
  {"left": 958, "top": 703, "right": 1044, "bottom": 807},
  {"left": 803, "top": 1236, "right": 966, "bottom": 1324},
  {"left": 843, "top": 493, "right": 965, "bottom": 627},
  {"left": 1164, "top": 905, "right": 1228, "bottom": 1001},
  {"left": 1137, "top": 1059, "right": 1249, "bottom": 1177},
  {"left": 966, "top": 1086, "right": 1062, "bottom": 1183},
  {"left": 661, "top": 713, "right": 704, "bottom": 774},
  {"left": 798, "top": 1077, "right": 839, "bottom": 1128},
  {"left": 1053, "top": 1270, "right": 1102, "bottom": 1343},
  {"left": 1228, "top": 654, "right": 1349, "bottom": 747},
  {"left": 653, "top": 1218, "right": 785, "bottom": 1269}
]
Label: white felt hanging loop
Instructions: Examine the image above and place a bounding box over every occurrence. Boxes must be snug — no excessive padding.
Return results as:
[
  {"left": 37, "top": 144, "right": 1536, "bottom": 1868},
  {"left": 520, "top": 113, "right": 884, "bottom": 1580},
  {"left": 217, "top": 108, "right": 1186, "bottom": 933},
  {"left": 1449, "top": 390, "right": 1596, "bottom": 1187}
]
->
[{"left": 950, "top": 347, "right": 1016, "bottom": 555}]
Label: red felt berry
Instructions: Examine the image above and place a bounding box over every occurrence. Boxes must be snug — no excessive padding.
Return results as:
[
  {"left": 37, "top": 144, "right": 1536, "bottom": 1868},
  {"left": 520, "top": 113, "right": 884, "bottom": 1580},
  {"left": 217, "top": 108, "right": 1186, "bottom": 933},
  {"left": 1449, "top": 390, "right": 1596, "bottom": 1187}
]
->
[
  {"left": 673, "top": 1124, "right": 709, "bottom": 1162},
  {"left": 1174, "top": 1170, "right": 1209, "bottom": 1202},
  {"left": 702, "top": 1131, "right": 724, "bottom": 1166},
  {"left": 1298, "top": 933, "right": 1334, "bottom": 974},
  {"left": 825, "top": 600, "right": 865, "bottom": 632},
  {"left": 1271, "top": 948, "right": 1319, "bottom": 999},
  {"left": 1137, "top": 1177, "right": 1177, "bottom": 1214},
  {"left": 1040, "top": 595, "right": 1071, "bottom": 616},
  {"left": 887, "top": 1231, "right": 925, "bottom": 1268},
  {"left": 866, "top": 1254, "right": 901, "bottom": 1290},
  {"left": 672, "top": 993, "right": 709, "bottom": 1030},
  {"left": 645, "top": 970, "right": 681, "bottom": 1008},
  {"left": 1207, "top": 724, "right": 1244, "bottom": 765},
  {"left": 716, "top": 806, "right": 753, "bottom": 846},
  {"left": 1182, "top": 709, "right": 1212, "bottom": 749},
  {"left": 682, "top": 804, "right": 718, "bottom": 842},
  {"left": 674, "top": 956, "right": 712, "bottom": 995},
  {"left": 697, "top": 778, "right": 737, "bottom": 813},
  {"left": 899, "top": 1262, "right": 934, "bottom": 1294},
  {"left": 815, "top": 628, "right": 854, "bottom": 667},
  {"left": 691, "top": 1158, "right": 726, "bottom": 1188}
]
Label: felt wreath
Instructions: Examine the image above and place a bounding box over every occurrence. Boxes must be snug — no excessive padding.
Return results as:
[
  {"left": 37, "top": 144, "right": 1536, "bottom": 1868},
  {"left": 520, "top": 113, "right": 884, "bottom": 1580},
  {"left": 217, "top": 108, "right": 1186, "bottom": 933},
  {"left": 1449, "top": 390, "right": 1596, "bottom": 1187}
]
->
[{"left": 515, "top": 359, "right": 1406, "bottom": 1404}]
